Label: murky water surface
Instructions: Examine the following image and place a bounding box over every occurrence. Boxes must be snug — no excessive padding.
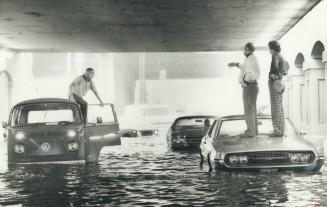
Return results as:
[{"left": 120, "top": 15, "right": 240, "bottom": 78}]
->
[{"left": 0, "top": 137, "right": 327, "bottom": 207}]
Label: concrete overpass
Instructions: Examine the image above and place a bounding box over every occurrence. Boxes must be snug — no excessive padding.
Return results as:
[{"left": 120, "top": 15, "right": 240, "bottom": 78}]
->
[{"left": 0, "top": 0, "right": 321, "bottom": 52}]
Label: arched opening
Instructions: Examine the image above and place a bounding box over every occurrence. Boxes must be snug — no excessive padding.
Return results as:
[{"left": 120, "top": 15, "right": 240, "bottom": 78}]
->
[
  {"left": 311, "top": 41, "right": 325, "bottom": 59},
  {"left": 0, "top": 70, "right": 13, "bottom": 135},
  {"left": 307, "top": 41, "right": 326, "bottom": 127},
  {"left": 294, "top": 53, "right": 305, "bottom": 68}
]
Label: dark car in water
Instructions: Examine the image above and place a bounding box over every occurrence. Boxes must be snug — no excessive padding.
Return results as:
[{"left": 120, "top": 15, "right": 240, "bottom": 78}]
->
[
  {"left": 167, "top": 115, "right": 215, "bottom": 150},
  {"left": 200, "top": 115, "right": 324, "bottom": 172},
  {"left": 2, "top": 98, "right": 121, "bottom": 164}
]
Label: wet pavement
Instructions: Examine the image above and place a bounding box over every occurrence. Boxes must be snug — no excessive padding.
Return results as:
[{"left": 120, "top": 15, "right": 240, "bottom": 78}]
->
[{"left": 0, "top": 136, "right": 327, "bottom": 207}]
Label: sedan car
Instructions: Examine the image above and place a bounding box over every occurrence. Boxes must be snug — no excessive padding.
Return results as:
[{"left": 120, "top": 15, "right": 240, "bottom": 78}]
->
[
  {"left": 2, "top": 98, "right": 121, "bottom": 164},
  {"left": 120, "top": 104, "right": 175, "bottom": 137},
  {"left": 167, "top": 115, "right": 215, "bottom": 150},
  {"left": 200, "top": 115, "right": 324, "bottom": 172}
]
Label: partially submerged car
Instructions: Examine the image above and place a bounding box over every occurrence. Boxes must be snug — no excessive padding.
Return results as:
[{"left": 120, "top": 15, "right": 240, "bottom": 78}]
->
[
  {"left": 120, "top": 104, "right": 175, "bottom": 137},
  {"left": 200, "top": 115, "right": 324, "bottom": 172},
  {"left": 2, "top": 98, "right": 121, "bottom": 164},
  {"left": 167, "top": 115, "right": 215, "bottom": 150}
]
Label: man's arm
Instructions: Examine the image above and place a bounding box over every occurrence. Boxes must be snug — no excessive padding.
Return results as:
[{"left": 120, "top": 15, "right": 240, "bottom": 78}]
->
[
  {"left": 91, "top": 81, "right": 104, "bottom": 107},
  {"left": 228, "top": 62, "right": 242, "bottom": 69}
]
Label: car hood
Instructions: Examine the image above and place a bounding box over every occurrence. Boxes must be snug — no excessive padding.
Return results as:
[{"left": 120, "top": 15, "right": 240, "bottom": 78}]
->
[{"left": 213, "top": 135, "right": 317, "bottom": 154}]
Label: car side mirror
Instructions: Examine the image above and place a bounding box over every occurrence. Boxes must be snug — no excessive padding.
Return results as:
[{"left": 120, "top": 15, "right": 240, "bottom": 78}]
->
[
  {"left": 2, "top": 121, "right": 8, "bottom": 129},
  {"left": 96, "top": 117, "right": 103, "bottom": 124}
]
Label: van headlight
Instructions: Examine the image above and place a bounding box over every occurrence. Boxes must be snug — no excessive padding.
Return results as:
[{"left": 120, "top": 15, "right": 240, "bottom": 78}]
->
[
  {"left": 15, "top": 132, "right": 25, "bottom": 140},
  {"left": 67, "top": 142, "right": 79, "bottom": 152},
  {"left": 67, "top": 130, "right": 77, "bottom": 138},
  {"left": 14, "top": 144, "right": 25, "bottom": 154}
]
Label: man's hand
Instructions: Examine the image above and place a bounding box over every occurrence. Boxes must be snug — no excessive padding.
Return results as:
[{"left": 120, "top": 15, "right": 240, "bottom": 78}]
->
[
  {"left": 99, "top": 100, "right": 105, "bottom": 107},
  {"left": 241, "top": 82, "right": 247, "bottom": 88},
  {"left": 228, "top": 62, "right": 239, "bottom": 68}
]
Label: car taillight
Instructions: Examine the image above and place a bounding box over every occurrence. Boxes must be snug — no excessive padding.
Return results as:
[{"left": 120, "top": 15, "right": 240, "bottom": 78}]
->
[
  {"left": 67, "top": 142, "right": 79, "bottom": 152},
  {"left": 14, "top": 144, "right": 25, "bottom": 154}
]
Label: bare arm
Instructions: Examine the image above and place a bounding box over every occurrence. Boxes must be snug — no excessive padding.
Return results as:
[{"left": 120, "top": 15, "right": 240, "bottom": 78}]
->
[
  {"left": 228, "top": 62, "right": 242, "bottom": 69},
  {"left": 91, "top": 81, "right": 104, "bottom": 106}
]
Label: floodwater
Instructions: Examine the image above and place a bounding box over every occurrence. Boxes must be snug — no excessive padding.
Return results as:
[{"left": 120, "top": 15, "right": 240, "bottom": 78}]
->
[{"left": 0, "top": 136, "right": 327, "bottom": 207}]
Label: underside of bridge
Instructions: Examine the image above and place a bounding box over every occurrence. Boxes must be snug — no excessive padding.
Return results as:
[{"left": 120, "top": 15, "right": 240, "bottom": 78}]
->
[{"left": 0, "top": 0, "right": 321, "bottom": 52}]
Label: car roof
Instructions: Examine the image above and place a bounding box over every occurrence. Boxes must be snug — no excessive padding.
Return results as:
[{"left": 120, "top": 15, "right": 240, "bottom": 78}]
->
[
  {"left": 14, "top": 98, "right": 77, "bottom": 106},
  {"left": 219, "top": 114, "right": 272, "bottom": 120},
  {"left": 174, "top": 115, "right": 218, "bottom": 120}
]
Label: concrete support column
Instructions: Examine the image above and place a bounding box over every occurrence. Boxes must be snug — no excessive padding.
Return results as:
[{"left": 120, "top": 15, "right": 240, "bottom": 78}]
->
[
  {"left": 303, "top": 64, "right": 326, "bottom": 134},
  {"left": 287, "top": 74, "right": 305, "bottom": 128},
  {"left": 323, "top": 51, "right": 327, "bottom": 134},
  {"left": 139, "top": 53, "right": 146, "bottom": 104}
]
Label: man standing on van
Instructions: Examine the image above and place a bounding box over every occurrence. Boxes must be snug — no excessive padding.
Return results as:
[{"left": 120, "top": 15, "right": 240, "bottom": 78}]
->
[
  {"left": 69, "top": 68, "right": 104, "bottom": 123},
  {"left": 228, "top": 42, "right": 261, "bottom": 137}
]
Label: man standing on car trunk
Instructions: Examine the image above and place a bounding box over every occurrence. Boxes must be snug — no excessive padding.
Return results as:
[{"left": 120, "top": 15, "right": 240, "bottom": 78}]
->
[
  {"left": 69, "top": 68, "right": 104, "bottom": 123},
  {"left": 228, "top": 42, "right": 260, "bottom": 138}
]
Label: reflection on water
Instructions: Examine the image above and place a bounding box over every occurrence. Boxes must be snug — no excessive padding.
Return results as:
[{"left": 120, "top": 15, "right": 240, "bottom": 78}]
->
[{"left": 0, "top": 137, "right": 327, "bottom": 206}]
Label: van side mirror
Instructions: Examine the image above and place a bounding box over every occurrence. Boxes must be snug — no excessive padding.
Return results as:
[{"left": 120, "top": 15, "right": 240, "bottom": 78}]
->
[
  {"left": 2, "top": 121, "right": 8, "bottom": 129},
  {"left": 96, "top": 117, "right": 103, "bottom": 124}
]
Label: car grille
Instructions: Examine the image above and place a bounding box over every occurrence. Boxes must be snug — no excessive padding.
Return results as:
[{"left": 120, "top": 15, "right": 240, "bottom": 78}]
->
[{"left": 225, "top": 151, "right": 315, "bottom": 167}]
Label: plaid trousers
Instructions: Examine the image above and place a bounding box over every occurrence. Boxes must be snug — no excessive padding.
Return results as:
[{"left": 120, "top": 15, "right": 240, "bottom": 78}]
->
[{"left": 268, "top": 79, "right": 285, "bottom": 134}]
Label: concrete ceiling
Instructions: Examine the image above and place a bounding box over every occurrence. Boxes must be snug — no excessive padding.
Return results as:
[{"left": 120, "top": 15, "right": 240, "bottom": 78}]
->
[{"left": 0, "top": 0, "right": 321, "bottom": 52}]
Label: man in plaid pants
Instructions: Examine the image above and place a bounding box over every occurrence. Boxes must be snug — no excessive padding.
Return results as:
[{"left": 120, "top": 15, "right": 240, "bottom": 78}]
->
[{"left": 268, "top": 40, "right": 286, "bottom": 137}]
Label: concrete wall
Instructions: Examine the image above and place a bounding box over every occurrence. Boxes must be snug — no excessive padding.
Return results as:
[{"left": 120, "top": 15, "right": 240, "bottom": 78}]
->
[
  {"left": 133, "top": 51, "right": 273, "bottom": 116},
  {"left": 280, "top": 0, "right": 327, "bottom": 137},
  {"left": 0, "top": 51, "right": 37, "bottom": 136}
]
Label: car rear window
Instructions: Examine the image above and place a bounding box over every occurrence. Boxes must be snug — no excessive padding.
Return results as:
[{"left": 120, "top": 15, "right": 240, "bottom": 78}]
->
[
  {"left": 10, "top": 103, "right": 81, "bottom": 126},
  {"left": 174, "top": 117, "right": 214, "bottom": 129}
]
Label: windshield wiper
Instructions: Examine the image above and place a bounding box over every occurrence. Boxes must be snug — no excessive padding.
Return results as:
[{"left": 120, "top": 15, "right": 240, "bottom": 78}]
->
[
  {"left": 20, "top": 122, "right": 46, "bottom": 127},
  {"left": 58, "top": 121, "right": 77, "bottom": 126}
]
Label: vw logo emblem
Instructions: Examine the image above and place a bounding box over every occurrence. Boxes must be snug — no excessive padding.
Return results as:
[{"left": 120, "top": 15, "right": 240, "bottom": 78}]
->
[{"left": 41, "top": 142, "right": 51, "bottom": 152}]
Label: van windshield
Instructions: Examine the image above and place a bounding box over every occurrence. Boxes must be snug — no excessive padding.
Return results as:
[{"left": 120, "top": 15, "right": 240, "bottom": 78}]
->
[{"left": 10, "top": 103, "right": 82, "bottom": 126}]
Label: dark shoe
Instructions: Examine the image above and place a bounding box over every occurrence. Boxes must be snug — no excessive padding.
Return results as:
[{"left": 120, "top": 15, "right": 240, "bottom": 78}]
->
[
  {"left": 268, "top": 132, "right": 284, "bottom": 137},
  {"left": 240, "top": 134, "right": 255, "bottom": 138}
]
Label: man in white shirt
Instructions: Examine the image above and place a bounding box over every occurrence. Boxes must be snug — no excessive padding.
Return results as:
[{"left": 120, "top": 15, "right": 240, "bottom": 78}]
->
[
  {"left": 228, "top": 42, "right": 260, "bottom": 137},
  {"left": 69, "top": 68, "right": 104, "bottom": 123}
]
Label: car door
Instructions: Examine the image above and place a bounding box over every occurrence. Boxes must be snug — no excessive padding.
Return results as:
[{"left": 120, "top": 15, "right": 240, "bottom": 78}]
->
[
  {"left": 201, "top": 120, "right": 218, "bottom": 157},
  {"left": 84, "top": 103, "right": 121, "bottom": 162}
]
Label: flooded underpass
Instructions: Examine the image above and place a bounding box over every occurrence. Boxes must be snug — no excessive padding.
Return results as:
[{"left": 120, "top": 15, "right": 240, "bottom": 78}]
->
[{"left": 0, "top": 136, "right": 326, "bottom": 207}]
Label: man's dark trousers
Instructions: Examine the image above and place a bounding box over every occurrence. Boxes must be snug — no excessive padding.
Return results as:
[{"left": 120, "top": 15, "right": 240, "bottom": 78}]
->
[
  {"left": 72, "top": 93, "right": 88, "bottom": 124},
  {"left": 242, "top": 82, "right": 259, "bottom": 136}
]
